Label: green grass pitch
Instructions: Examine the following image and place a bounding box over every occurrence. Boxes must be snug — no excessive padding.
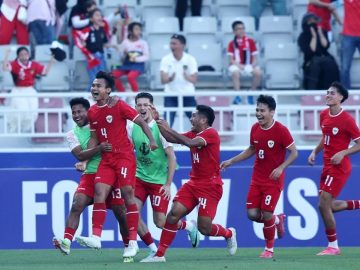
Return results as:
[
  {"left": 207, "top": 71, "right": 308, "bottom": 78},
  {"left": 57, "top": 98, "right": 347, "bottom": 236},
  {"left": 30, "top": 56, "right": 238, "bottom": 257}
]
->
[{"left": 1, "top": 248, "right": 360, "bottom": 270}]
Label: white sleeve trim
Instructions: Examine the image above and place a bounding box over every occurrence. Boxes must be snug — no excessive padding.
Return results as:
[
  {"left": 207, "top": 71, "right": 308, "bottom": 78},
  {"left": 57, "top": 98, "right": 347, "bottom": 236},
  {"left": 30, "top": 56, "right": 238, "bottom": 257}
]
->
[
  {"left": 132, "top": 114, "right": 140, "bottom": 122},
  {"left": 286, "top": 141, "right": 295, "bottom": 149},
  {"left": 197, "top": 136, "right": 207, "bottom": 146},
  {"left": 352, "top": 136, "right": 360, "bottom": 141}
]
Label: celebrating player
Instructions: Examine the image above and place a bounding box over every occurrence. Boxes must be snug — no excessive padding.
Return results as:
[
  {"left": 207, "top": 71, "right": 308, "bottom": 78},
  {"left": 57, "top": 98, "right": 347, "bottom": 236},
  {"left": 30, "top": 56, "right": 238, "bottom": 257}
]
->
[
  {"left": 141, "top": 104, "right": 237, "bottom": 263},
  {"left": 221, "top": 95, "right": 298, "bottom": 259},
  {"left": 128, "top": 92, "right": 200, "bottom": 261},
  {"left": 53, "top": 97, "right": 128, "bottom": 255},
  {"left": 308, "top": 82, "right": 360, "bottom": 255},
  {"left": 75, "top": 71, "right": 158, "bottom": 260}
]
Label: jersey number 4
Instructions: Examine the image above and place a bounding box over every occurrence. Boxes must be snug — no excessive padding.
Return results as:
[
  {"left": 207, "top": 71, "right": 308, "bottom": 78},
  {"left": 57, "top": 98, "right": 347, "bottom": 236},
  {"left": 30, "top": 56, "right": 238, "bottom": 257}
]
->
[{"left": 101, "top": 128, "right": 108, "bottom": 139}]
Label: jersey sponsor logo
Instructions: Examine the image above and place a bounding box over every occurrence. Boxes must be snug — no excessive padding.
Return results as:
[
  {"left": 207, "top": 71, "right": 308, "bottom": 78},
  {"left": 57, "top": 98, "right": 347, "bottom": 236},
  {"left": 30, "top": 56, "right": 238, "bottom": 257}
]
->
[
  {"left": 139, "top": 142, "right": 150, "bottom": 155},
  {"left": 106, "top": 115, "right": 113, "bottom": 123},
  {"left": 332, "top": 127, "right": 339, "bottom": 135},
  {"left": 267, "top": 140, "right": 274, "bottom": 148}
]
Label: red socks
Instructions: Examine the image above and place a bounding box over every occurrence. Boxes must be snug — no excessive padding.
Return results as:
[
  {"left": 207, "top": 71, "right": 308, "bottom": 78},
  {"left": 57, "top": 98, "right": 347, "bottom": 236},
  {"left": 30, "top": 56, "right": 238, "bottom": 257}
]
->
[
  {"left": 178, "top": 220, "right": 187, "bottom": 230},
  {"left": 346, "top": 200, "right": 360, "bottom": 210},
  {"left": 64, "top": 227, "right": 76, "bottom": 241},
  {"left": 326, "top": 228, "right": 337, "bottom": 242},
  {"left": 126, "top": 203, "right": 139, "bottom": 240},
  {"left": 155, "top": 222, "right": 178, "bottom": 257},
  {"left": 92, "top": 203, "right": 107, "bottom": 237},
  {"left": 210, "top": 224, "right": 233, "bottom": 239},
  {"left": 263, "top": 217, "right": 275, "bottom": 249},
  {"left": 140, "top": 232, "right": 154, "bottom": 246}
]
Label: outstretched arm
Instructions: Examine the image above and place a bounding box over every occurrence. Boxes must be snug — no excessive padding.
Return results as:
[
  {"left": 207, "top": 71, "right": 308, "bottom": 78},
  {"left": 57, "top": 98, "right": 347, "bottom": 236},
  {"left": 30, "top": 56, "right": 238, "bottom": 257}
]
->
[
  {"left": 220, "top": 145, "right": 256, "bottom": 170},
  {"left": 269, "top": 143, "right": 298, "bottom": 180}
]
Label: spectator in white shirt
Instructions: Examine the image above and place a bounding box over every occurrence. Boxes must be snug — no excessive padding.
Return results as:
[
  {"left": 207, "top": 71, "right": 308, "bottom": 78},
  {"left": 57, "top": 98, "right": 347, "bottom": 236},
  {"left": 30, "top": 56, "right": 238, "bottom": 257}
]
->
[{"left": 160, "top": 34, "right": 198, "bottom": 127}]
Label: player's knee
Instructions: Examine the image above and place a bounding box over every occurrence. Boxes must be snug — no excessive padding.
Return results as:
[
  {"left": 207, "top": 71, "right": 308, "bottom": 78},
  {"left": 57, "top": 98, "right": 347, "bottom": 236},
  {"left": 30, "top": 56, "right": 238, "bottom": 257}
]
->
[
  {"left": 247, "top": 211, "right": 259, "bottom": 221},
  {"left": 154, "top": 218, "right": 165, "bottom": 229},
  {"left": 71, "top": 200, "right": 85, "bottom": 214}
]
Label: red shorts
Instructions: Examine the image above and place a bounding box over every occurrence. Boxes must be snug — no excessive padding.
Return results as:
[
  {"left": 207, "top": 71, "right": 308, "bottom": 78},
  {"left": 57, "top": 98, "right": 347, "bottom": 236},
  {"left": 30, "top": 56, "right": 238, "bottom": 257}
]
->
[
  {"left": 95, "top": 153, "right": 136, "bottom": 188},
  {"left": 75, "top": 173, "right": 124, "bottom": 207},
  {"left": 174, "top": 181, "right": 223, "bottom": 220},
  {"left": 320, "top": 165, "right": 351, "bottom": 198},
  {"left": 246, "top": 183, "right": 282, "bottom": 213},
  {"left": 135, "top": 177, "right": 169, "bottom": 214}
]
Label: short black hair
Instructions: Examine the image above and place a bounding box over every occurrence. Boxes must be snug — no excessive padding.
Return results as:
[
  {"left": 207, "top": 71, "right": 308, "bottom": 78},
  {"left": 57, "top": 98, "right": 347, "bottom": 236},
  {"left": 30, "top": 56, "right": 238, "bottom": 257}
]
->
[
  {"left": 135, "top": 92, "right": 153, "bottom": 104},
  {"left": 69, "top": 97, "right": 90, "bottom": 110},
  {"left": 257, "top": 95, "right": 276, "bottom": 111},
  {"left": 128, "top": 22, "right": 142, "bottom": 33},
  {"left": 197, "top": 105, "right": 215, "bottom": 126},
  {"left": 171, "top": 34, "right": 186, "bottom": 45},
  {"left": 330, "top": 81, "right": 348, "bottom": 103},
  {"left": 89, "top": 8, "right": 101, "bottom": 18},
  {"left": 232, "top": 20, "right": 244, "bottom": 30},
  {"left": 16, "top": 46, "right": 29, "bottom": 56},
  {"left": 95, "top": 71, "right": 114, "bottom": 91}
]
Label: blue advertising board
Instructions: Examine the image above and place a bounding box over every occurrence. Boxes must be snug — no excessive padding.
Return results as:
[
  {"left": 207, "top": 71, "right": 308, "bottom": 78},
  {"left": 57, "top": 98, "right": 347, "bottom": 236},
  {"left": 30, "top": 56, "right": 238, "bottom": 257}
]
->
[{"left": 1, "top": 151, "right": 360, "bottom": 249}]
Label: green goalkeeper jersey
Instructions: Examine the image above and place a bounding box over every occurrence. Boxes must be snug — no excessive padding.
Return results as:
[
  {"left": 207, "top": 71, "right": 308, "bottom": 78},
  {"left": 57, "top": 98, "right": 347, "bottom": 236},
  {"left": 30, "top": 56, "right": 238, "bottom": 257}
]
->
[{"left": 131, "top": 121, "right": 170, "bottom": 185}]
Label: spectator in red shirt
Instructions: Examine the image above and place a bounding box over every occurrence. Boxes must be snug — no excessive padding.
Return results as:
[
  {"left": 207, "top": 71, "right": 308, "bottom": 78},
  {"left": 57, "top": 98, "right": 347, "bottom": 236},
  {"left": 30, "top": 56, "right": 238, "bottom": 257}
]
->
[
  {"left": 227, "top": 21, "right": 262, "bottom": 104},
  {"left": 341, "top": 0, "right": 360, "bottom": 89},
  {"left": 2, "top": 46, "right": 54, "bottom": 133},
  {"left": 307, "top": 0, "right": 342, "bottom": 36}
]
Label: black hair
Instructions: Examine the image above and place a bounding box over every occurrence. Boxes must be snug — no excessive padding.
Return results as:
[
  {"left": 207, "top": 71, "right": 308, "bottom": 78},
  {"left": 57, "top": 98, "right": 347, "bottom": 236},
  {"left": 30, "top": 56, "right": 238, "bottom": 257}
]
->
[
  {"left": 88, "top": 8, "right": 101, "bottom": 18},
  {"left": 171, "top": 34, "right": 186, "bottom": 45},
  {"left": 232, "top": 20, "right": 244, "bottom": 30},
  {"left": 331, "top": 81, "right": 348, "bottom": 103},
  {"left": 16, "top": 46, "right": 29, "bottom": 57},
  {"left": 69, "top": 97, "right": 90, "bottom": 110},
  {"left": 257, "top": 95, "right": 276, "bottom": 111},
  {"left": 85, "top": 0, "right": 96, "bottom": 10},
  {"left": 135, "top": 92, "right": 153, "bottom": 104},
  {"left": 128, "top": 22, "right": 142, "bottom": 39},
  {"left": 95, "top": 71, "right": 115, "bottom": 91},
  {"left": 196, "top": 105, "right": 215, "bottom": 126}
]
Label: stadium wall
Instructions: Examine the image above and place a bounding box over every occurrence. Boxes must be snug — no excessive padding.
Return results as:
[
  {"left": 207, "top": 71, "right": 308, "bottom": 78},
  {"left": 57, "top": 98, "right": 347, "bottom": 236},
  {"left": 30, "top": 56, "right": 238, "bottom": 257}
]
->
[{"left": 1, "top": 151, "right": 360, "bottom": 249}]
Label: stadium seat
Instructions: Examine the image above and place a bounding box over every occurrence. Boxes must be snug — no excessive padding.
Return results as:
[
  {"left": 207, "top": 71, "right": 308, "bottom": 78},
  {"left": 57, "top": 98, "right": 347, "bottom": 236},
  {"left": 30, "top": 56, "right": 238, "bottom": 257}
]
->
[
  {"left": 350, "top": 51, "right": 360, "bottom": 89},
  {"left": 221, "top": 16, "right": 256, "bottom": 47},
  {"left": 140, "top": 0, "right": 174, "bottom": 23},
  {"left": 146, "top": 17, "right": 179, "bottom": 51},
  {"left": 264, "top": 42, "right": 300, "bottom": 89},
  {"left": 0, "top": 45, "right": 18, "bottom": 91},
  {"left": 149, "top": 42, "right": 171, "bottom": 90},
  {"left": 183, "top": 16, "right": 217, "bottom": 46},
  {"left": 216, "top": 0, "right": 250, "bottom": 17},
  {"left": 72, "top": 47, "right": 90, "bottom": 91},
  {"left": 32, "top": 97, "right": 66, "bottom": 143},
  {"left": 101, "top": 0, "right": 137, "bottom": 18},
  {"left": 259, "top": 16, "right": 293, "bottom": 45},
  {"left": 292, "top": 0, "right": 308, "bottom": 26},
  {"left": 149, "top": 61, "right": 162, "bottom": 90},
  {"left": 188, "top": 43, "right": 224, "bottom": 88},
  {"left": 34, "top": 45, "right": 70, "bottom": 91}
]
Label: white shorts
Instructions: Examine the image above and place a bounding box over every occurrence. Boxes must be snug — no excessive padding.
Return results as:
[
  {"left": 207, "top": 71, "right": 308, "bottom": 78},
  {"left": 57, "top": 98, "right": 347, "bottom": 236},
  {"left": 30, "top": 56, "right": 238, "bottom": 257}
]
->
[{"left": 229, "top": 64, "right": 257, "bottom": 77}]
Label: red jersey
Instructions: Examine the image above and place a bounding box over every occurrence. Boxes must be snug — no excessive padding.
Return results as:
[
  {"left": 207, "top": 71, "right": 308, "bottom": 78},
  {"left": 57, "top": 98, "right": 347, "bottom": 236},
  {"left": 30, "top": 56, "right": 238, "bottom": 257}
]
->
[
  {"left": 8, "top": 60, "right": 45, "bottom": 87},
  {"left": 307, "top": 0, "right": 332, "bottom": 32},
  {"left": 183, "top": 127, "right": 222, "bottom": 185},
  {"left": 320, "top": 108, "right": 360, "bottom": 168},
  {"left": 227, "top": 36, "right": 258, "bottom": 65},
  {"left": 250, "top": 121, "right": 294, "bottom": 187},
  {"left": 343, "top": 0, "right": 360, "bottom": 36},
  {"left": 88, "top": 99, "right": 139, "bottom": 154}
]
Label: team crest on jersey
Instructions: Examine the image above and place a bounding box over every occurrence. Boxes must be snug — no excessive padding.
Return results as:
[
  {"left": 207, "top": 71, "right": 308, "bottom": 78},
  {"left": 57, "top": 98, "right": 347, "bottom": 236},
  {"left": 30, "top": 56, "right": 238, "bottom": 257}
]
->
[
  {"left": 268, "top": 140, "right": 274, "bottom": 148},
  {"left": 106, "top": 115, "right": 113, "bottom": 123},
  {"left": 332, "top": 127, "right": 339, "bottom": 135}
]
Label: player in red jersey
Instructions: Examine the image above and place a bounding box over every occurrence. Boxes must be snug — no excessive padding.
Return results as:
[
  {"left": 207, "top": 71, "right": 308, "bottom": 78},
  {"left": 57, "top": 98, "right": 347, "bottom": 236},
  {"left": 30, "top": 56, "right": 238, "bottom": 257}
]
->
[
  {"left": 308, "top": 82, "right": 360, "bottom": 256},
  {"left": 141, "top": 104, "right": 238, "bottom": 263},
  {"left": 76, "top": 71, "right": 158, "bottom": 259},
  {"left": 221, "top": 95, "right": 298, "bottom": 259}
]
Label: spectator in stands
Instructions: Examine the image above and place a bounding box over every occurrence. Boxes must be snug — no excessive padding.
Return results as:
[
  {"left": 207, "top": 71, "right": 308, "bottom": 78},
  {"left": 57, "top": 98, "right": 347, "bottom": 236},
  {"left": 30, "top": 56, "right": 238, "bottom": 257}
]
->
[
  {"left": 227, "top": 21, "right": 262, "bottom": 105},
  {"left": 68, "top": 0, "right": 96, "bottom": 30},
  {"left": 307, "top": 0, "right": 342, "bottom": 39},
  {"left": 250, "top": 0, "right": 287, "bottom": 29},
  {"left": 0, "top": 0, "right": 29, "bottom": 45},
  {"left": 109, "top": 5, "right": 131, "bottom": 45},
  {"left": 341, "top": 0, "right": 360, "bottom": 89},
  {"left": 27, "top": 0, "right": 56, "bottom": 45},
  {"left": 55, "top": 0, "right": 68, "bottom": 40},
  {"left": 112, "top": 22, "right": 149, "bottom": 92},
  {"left": 160, "top": 34, "right": 197, "bottom": 127},
  {"left": 2, "top": 46, "right": 54, "bottom": 133},
  {"left": 175, "top": 0, "right": 202, "bottom": 31},
  {"left": 298, "top": 13, "right": 339, "bottom": 90}
]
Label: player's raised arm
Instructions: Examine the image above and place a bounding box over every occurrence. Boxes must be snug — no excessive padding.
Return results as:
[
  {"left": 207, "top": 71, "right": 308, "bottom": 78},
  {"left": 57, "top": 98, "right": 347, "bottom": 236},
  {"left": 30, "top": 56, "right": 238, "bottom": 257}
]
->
[
  {"left": 308, "top": 138, "right": 324, "bottom": 166},
  {"left": 156, "top": 119, "right": 204, "bottom": 148},
  {"left": 133, "top": 116, "right": 158, "bottom": 151},
  {"left": 270, "top": 143, "right": 298, "bottom": 180},
  {"left": 220, "top": 145, "right": 256, "bottom": 170}
]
